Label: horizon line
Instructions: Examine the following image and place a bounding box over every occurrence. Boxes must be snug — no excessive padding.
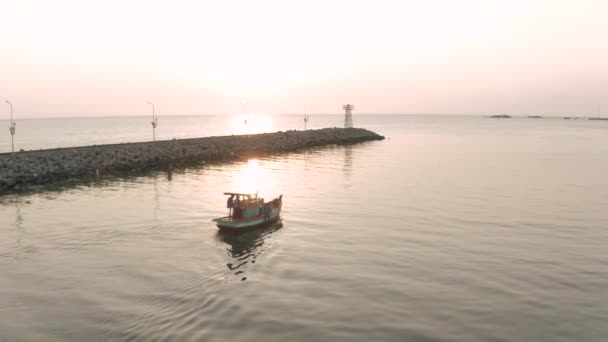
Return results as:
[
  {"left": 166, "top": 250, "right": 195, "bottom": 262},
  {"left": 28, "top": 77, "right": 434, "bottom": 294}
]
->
[{"left": 0, "top": 113, "right": 595, "bottom": 120}]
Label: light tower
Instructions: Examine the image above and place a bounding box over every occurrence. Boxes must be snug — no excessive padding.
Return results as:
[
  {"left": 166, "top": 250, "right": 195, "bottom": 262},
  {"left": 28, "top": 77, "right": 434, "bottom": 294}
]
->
[
  {"left": 343, "top": 104, "right": 354, "bottom": 128},
  {"left": 146, "top": 101, "right": 158, "bottom": 141},
  {"left": 5, "top": 101, "right": 16, "bottom": 154}
]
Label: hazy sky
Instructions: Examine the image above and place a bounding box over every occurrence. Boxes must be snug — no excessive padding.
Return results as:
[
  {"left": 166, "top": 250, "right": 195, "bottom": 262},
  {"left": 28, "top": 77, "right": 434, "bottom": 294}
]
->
[{"left": 1, "top": 0, "right": 607, "bottom": 118}]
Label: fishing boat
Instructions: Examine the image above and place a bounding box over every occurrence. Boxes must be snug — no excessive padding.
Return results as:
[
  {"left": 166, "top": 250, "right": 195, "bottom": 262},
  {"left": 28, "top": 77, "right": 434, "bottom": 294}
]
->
[{"left": 213, "top": 192, "right": 283, "bottom": 232}]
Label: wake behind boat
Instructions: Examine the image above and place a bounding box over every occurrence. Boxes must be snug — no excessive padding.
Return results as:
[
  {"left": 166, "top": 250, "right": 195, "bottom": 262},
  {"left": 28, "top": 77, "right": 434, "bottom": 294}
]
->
[{"left": 213, "top": 192, "right": 283, "bottom": 232}]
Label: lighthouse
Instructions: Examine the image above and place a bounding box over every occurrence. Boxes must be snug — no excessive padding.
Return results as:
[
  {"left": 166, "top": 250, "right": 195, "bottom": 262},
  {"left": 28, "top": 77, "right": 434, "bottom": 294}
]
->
[{"left": 343, "top": 104, "right": 354, "bottom": 128}]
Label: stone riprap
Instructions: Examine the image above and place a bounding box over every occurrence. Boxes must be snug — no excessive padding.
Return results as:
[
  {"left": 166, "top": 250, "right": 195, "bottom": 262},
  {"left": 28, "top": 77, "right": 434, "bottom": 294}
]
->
[{"left": 0, "top": 127, "right": 384, "bottom": 193}]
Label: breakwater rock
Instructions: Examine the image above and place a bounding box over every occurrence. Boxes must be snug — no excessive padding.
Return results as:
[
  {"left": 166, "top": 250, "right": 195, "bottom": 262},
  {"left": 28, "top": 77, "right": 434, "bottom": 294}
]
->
[{"left": 0, "top": 127, "right": 384, "bottom": 193}]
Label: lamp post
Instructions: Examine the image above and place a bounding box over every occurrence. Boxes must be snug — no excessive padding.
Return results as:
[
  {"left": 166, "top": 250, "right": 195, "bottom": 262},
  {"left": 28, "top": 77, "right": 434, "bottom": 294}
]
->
[
  {"left": 301, "top": 104, "right": 309, "bottom": 130},
  {"left": 146, "top": 101, "right": 158, "bottom": 141},
  {"left": 5, "top": 101, "right": 15, "bottom": 153},
  {"left": 240, "top": 102, "right": 247, "bottom": 125}
]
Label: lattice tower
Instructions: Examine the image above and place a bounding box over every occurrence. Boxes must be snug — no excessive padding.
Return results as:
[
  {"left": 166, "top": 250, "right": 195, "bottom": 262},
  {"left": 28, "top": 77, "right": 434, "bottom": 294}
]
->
[{"left": 343, "top": 104, "right": 354, "bottom": 128}]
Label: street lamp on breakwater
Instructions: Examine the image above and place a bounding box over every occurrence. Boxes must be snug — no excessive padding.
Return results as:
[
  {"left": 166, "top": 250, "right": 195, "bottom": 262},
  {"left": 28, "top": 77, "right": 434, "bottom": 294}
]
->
[
  {"left": 146, "top": 101, "right": 158, "bottom": 141},
  {"left": 5, "top": 100, "right": 16, "bottom": 153},
  {"left": 301, "top": 104, "right": 309, "bottom": 130}
]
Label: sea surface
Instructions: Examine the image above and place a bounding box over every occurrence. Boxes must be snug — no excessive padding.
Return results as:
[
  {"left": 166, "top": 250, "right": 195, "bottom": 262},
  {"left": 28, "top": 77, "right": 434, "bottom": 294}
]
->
[{"left": 1, "top": 115, "right": 608, "bottom": 341}]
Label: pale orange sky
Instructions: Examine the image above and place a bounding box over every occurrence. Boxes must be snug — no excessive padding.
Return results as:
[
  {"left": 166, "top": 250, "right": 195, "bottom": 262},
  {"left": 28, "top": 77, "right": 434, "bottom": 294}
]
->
[{"left": 1, "top": 0, "right": 607, "bottom": 118}]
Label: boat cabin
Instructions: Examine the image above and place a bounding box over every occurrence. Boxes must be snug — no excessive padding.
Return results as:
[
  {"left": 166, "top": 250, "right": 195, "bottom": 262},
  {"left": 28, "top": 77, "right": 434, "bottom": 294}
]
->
[{"left": 224, "top": 192, "right": 264, "bottom": 220}]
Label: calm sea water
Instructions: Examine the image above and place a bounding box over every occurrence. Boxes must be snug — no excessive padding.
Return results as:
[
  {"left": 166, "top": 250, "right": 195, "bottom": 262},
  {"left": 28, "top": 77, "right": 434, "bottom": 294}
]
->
[{"left": 1, "top": 115, "right": 608, "bottom": 341}]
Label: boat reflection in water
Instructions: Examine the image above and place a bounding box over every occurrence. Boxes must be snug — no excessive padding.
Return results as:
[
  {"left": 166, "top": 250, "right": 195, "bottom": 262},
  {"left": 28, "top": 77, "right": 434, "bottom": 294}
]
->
[{"left": 216, "top": 220, "right": 283, "bottom": 281}]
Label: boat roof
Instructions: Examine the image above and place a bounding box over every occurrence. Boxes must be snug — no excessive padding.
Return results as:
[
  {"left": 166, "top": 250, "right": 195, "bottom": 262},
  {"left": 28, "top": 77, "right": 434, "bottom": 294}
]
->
[{"left": 223, "top": 192, "right": 257, "bottom": 197}]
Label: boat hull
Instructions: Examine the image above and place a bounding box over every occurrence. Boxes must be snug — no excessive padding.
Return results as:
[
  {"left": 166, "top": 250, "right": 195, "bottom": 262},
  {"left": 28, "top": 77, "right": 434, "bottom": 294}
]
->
[{"left": 215, "top": 211, "right": 281, "bottom": 232}]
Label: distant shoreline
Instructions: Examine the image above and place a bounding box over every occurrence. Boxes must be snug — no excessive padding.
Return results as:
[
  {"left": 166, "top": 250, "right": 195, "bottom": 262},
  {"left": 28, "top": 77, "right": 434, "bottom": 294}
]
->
[{"left": 485, "top": 115, "right": 608, "bottom": 120}]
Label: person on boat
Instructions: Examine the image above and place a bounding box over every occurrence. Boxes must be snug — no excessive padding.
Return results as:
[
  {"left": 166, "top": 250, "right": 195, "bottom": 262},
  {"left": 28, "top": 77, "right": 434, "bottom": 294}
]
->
[
  {"left": 227, "top": 195, "right": 234, "bottom": 216},
  {"left": 263, "top": 205, "right": 271, "bottom": 221},
  {"left": 234, "top": 196, "right": 241, "bottom": 219}
]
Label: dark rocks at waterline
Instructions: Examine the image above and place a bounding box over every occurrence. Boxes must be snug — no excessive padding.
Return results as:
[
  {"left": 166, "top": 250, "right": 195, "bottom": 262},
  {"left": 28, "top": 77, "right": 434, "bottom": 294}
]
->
[
  {"left": 527, "top": 115, "right": 543, "bottom": 119},
  {"left": 488, "top": 114, "right": 512, "bottom": 119},
  {"left": 0, "top": 128, "right": 384, "bottom": 194},
  {"left": 588, "top": 117, "right": 608, "bottom": 121}
]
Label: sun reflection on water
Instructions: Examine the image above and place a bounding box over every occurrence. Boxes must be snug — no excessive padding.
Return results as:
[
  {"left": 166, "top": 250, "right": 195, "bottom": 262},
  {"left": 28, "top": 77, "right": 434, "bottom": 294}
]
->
[{"left": 230, "top": 159, "right": 260, "bottom": 194}]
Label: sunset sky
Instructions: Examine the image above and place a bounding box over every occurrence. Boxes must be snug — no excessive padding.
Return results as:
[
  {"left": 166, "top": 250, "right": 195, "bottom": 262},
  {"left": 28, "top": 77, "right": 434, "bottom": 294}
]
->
[{"left": 1, "top": 0, "right": 607, "bottom": 118}]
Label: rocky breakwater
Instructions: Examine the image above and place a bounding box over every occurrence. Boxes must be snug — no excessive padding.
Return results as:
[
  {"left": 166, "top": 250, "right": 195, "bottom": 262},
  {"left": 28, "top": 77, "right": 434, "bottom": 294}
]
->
[{"left": 0, "top": 127, "right": 384, "bottom": 194}]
